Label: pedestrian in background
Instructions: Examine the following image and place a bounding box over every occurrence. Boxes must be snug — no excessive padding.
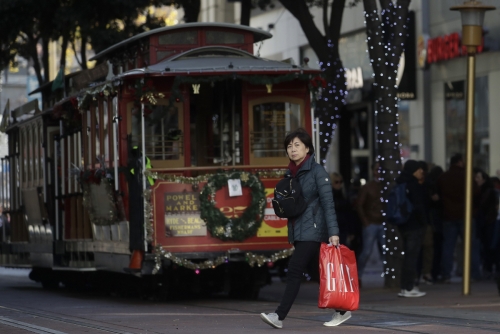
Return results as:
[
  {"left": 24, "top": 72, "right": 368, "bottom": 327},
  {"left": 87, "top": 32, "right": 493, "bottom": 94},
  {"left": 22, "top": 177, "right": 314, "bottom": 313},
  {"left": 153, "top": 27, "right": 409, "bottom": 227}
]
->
[
  {"left": 356, "top": 162, "right": 384, "bottom": 288},
  {"left": 331, "top": 172, "right": 360, "bottom": 249},
  {"left": 417, "top": 161, "right": 434, "bottom": 285},
  {"left": 437, "top": 154, "right": 481, "bottom": 283},
  {"left": 427, "top": 166, "right": 444, "bottom": 281},
  {"left": 347, "top": 178, "right": 363, "bottom": 259},
  {"left": 260, "top": 128, "right": 350, "bottom": 329},
  {"left": 0, "top": 206, "right": 9, "bottom": 242},
  {"left": 473, "top": 168, "right": 499, "bottom": 279},
  {"left": 396, "top": 160, "right": 427, "bottom": 297}
]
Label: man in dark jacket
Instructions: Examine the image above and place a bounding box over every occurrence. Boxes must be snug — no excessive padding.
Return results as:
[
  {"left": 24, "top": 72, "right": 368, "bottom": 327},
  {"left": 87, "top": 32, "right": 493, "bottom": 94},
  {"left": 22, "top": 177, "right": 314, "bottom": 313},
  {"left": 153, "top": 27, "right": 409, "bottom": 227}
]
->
[
  {"left": 396, "top": 160, "right": 427, "bottom": 297},
  {"left": 0, "top": 206, "right": 9, "bottom": 242},
  {"left": 357, "top": 163, "right": 384, "bottom": 286},
  {"left": 437, "top": 154, "right": 481, "bottom": 282}
]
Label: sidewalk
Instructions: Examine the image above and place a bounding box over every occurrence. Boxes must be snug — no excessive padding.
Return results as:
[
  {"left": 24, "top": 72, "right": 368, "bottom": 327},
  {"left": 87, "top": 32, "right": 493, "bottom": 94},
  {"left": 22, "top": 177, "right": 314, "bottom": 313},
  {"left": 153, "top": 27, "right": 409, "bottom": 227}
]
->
[{"left": 259, "top": 258, "right": 500, "bottom": 331}]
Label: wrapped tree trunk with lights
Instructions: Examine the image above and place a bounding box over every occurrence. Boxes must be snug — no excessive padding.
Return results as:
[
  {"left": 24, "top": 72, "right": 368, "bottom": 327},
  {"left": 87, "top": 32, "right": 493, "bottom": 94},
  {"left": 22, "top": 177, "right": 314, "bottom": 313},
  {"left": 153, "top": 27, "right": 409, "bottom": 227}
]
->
[
  {"left": 362, "top": 0, "right": 411, "bottom": 288},
  {"left": 279, "top": 0, "right": 354, "bottom": 162}
]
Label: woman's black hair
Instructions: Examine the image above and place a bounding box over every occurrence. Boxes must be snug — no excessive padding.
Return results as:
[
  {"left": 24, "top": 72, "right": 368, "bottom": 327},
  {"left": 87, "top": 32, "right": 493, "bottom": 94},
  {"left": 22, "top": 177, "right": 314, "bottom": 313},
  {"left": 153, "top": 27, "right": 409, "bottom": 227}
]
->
[{"left": 283, "top": 128, "right": 315, "bottom": 155}]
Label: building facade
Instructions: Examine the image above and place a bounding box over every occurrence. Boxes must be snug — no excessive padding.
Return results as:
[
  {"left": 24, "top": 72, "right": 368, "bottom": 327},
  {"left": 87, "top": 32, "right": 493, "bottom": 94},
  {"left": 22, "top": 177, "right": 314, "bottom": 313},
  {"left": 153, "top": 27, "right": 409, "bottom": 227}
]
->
[{"left": 200, "top": 0, "right": 500, "bottom": 181}]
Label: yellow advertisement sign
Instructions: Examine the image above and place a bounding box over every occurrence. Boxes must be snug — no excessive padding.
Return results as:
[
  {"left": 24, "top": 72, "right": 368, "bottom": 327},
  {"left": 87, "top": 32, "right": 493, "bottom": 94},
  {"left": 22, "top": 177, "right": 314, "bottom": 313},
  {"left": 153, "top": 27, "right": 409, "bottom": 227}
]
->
[{"left": 257, "top": 188, "right": 288, "bottom": 237}]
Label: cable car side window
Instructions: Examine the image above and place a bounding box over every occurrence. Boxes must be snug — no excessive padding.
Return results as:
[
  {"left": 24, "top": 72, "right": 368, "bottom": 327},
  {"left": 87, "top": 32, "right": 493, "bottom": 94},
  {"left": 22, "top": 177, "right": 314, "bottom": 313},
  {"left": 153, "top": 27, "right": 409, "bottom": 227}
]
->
[
  {"left": 205, "top": 31, "right": 244, "bottom": 44},
  {"left": 249, "top": 97, "right": 304, "bottom": 165},
  {"left": 159, "top": 31, "right": 197, "bottom": 45},
  {"left": 128, "top": 100, "right": 184, "bottom": 168}
]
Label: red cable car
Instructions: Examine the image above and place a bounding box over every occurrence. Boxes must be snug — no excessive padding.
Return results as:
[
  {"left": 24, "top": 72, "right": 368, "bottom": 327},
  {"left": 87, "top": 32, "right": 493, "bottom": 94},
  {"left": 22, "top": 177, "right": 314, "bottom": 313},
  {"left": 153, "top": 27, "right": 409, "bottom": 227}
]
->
[{"left": 0, "top": 23, "right": 321, "bottom": 298}]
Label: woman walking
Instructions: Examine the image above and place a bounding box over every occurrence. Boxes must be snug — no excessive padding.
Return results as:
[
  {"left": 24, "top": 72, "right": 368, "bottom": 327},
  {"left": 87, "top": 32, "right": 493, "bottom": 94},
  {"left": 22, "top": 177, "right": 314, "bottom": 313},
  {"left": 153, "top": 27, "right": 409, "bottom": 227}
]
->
[{"left": 260, "top": 128, "right": 350, "bottom": 329}]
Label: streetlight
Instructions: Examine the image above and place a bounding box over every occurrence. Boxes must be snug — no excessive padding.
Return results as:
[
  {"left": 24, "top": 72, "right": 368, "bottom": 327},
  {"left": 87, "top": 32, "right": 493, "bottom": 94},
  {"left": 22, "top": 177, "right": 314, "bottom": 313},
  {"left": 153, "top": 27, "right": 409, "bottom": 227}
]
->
[{"left": 450, "top": 0, "right": 495, "bottom": 296}]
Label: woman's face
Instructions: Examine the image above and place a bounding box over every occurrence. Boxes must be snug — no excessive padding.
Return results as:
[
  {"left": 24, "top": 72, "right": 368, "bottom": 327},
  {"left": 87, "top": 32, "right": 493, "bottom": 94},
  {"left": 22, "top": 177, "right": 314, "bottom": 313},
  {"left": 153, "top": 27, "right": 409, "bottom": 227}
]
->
[
  {"left": 475, "top": 172, "right": 485, "bottom": 187},
  {"left": 286, "top": 137, "right": 309, "bottom": 165},
  {"left": 332, "top": 178, "right": 343, "bottom": 190}
]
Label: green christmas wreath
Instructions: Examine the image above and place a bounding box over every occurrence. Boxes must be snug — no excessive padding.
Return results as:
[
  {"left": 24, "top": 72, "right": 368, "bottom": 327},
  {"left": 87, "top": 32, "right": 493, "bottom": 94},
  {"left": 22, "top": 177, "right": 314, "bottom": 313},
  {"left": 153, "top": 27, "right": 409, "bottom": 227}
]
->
[{"left": 199, "top": 171, "right": 266, "bottom": 241}]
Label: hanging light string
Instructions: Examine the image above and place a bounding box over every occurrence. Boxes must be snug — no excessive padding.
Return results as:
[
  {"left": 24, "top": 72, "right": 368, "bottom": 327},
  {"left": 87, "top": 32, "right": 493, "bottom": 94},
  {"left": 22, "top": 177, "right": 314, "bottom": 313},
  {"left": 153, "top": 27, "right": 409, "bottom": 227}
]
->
[{"left": 363, "top": 0, "right": 412, "bottom": 281}]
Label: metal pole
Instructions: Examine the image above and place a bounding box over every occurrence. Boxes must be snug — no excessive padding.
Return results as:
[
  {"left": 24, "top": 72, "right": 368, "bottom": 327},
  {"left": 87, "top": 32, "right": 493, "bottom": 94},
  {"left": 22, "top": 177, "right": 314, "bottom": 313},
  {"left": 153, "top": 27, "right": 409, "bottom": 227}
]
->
[
  {"left": 54, "top": 139, "right": 59, "bottom": 241},
  {"left": 141, "top": 103, "right": 147, "bottom": 252},
  {"left": 113, "top": 98, "right": 119, "bottom": 191},
  {"left": 463, "top": 49, "right": 476, "bottom": 296},
  {"left": 141, "top": 104, "right": 146, "bottom": 190},
  {"left": 315, "top": 117, "right": 320, "bottom": 164}
]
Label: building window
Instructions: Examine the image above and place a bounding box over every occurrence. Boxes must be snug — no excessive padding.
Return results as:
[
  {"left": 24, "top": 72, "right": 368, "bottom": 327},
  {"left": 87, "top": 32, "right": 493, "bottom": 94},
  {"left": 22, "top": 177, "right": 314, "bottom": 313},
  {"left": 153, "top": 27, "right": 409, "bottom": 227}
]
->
[{"left": 444, "top": 77, "right": 489, "bottom": 172}]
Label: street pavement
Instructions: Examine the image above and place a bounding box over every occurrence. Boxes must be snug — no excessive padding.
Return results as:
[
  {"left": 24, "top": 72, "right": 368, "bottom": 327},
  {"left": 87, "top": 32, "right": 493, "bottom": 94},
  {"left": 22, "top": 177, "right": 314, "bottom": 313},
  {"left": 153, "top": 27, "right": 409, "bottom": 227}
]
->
[{"left": 0, "top": 260, "right": 499, "bottom": 333}]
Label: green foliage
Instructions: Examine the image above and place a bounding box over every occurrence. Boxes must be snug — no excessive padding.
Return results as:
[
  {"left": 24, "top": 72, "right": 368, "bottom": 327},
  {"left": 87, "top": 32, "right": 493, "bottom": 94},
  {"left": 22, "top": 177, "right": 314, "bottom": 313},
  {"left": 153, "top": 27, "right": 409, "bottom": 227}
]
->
[
  {"left": 0, "top": 0, "right": 200, "bottom": 87},
  {"left": 0, "top": 0, "right": 59, "bottom": 79}
]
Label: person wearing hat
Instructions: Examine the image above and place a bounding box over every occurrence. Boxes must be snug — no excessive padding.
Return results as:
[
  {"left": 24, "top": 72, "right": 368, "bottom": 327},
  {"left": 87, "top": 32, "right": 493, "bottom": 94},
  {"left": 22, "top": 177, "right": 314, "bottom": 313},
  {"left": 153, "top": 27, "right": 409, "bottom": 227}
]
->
[{"left": 395, "top": 159, "right": 428, "bottom": 297}]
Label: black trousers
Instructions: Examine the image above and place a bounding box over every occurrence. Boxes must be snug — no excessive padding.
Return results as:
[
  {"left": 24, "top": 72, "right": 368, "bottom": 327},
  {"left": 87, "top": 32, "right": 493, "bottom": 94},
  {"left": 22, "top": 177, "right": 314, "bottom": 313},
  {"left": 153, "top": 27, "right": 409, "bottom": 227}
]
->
[
  {"left": 399, "top": 226, "right": 425, "bottom": 291},
  {"left": 276, "top": 241, "right": 319, "bottom": 320},
  {"left": 275, "top": 241, "right": 346, "bottom": 320}
]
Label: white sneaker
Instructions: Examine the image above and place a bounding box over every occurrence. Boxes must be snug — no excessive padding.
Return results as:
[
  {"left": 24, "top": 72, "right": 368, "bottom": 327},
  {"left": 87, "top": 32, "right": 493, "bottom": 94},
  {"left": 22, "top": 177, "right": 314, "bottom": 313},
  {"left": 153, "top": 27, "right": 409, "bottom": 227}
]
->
[
  {"left": 398, "top": 286, "right": 426, "bottom": 297},
  {"left": 323, "top": 311, "right": 352, "bottom": 327},
  {"left": 260, "top": 313, "right": 283, "bottom": 329}
]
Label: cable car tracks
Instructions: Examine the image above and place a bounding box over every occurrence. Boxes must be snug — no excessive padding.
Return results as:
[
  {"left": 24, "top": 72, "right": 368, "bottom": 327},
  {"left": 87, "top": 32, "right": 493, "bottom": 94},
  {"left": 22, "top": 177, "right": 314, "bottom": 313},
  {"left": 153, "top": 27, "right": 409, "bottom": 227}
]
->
[{"left": 0, "top": 305, "right": 141, "bottom": 334}]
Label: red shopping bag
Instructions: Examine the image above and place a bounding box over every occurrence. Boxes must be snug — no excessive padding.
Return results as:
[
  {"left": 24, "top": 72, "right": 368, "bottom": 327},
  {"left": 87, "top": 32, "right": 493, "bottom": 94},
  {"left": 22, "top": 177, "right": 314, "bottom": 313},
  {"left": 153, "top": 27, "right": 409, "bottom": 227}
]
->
[{"left": 318, "top": 243, "right": 359, "bottom": 311}]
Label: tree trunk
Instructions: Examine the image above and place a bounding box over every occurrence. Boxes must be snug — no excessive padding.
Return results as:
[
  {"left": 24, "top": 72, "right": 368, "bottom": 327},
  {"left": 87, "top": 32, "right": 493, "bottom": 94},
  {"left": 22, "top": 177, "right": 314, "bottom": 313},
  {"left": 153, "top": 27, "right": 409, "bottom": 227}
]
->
[
  {"left": 41, "top": 39, "right": 50, "bottom": 84},
  {"left": 240, "top": 0, "right": 251, "bottom": 26},
  {"left": 183, "top": 0, "right": 201, "bottom": 23},
  {"left": 28, "top": 35, "right": 44, "bottom": 88},
  {"left": 60, "top": 34, "right": 69, "bottom": 69},
  {"left": 80, "top": 35, "right": 88, "bottom": 70},
  {"left": 279, "top": 0, "right": 347, "bottom": 163},
  {"left": 362, "top": 0, "right": 411, "bottom": 289}
]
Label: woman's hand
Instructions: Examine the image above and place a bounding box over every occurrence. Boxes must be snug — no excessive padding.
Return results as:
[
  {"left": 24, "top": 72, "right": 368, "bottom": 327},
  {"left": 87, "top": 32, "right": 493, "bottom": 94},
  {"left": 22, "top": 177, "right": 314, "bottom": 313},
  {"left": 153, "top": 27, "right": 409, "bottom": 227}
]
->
[{"left": 329, "top": 235, "right": 340, "bottom": 246}]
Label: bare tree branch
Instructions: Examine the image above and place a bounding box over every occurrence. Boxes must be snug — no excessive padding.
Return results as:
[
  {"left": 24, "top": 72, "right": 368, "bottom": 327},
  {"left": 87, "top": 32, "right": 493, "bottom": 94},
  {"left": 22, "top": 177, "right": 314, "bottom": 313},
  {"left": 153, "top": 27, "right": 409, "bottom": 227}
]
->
[
  {"left": 328, "top": 0, "right": 346, "bottom": 47},
  {"left": 323, "top": 0, "right": 329, "bottom": 40},
  {"left": 280, "top": 0, "right": 327, "bottom": 59}
]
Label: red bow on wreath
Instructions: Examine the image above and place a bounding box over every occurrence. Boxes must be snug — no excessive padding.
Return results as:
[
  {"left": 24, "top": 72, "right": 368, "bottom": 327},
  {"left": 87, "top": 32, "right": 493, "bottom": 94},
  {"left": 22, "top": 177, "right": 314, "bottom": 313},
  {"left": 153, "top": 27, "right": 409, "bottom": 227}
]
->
[{"left": 310, "top": 76, "right": 327, "bottom": 88}]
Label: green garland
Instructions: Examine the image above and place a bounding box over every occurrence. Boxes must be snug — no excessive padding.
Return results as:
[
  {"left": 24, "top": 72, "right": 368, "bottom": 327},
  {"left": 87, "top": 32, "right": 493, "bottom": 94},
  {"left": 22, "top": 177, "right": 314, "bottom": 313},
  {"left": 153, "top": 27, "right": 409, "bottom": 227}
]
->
[
  {"left": 78, "top": 82, "right": 117, "bottom": 111},
  {"left": 199, "top": 171, "right": 266, "bottom": 242},
  {"left": 152, "top": 245, "right": 294, "bottom": 273}
]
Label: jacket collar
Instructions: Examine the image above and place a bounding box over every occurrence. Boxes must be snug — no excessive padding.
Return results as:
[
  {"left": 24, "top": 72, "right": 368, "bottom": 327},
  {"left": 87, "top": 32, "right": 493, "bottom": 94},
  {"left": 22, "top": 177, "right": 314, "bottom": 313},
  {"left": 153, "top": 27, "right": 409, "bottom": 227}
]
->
[{"left": 285, "top": 153, "right": 316, "bottom": 177}]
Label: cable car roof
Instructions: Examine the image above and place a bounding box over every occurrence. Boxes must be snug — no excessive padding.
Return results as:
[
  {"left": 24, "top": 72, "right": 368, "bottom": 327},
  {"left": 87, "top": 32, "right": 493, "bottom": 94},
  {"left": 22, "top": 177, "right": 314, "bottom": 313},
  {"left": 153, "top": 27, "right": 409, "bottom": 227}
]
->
[
  {"left": 116, "top": 46, "right": 319, "bottom": 77},
  {"left": 91, "top": 23, "right": 272, "bottom": 62}
]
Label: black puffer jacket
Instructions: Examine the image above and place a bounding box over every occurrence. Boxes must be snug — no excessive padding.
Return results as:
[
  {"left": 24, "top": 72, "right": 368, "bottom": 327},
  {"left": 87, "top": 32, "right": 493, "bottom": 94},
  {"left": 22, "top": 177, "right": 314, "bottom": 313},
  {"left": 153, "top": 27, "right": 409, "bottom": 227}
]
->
[
  {"left": 286, "top": 154, "right": 339, "bottom": 243},
  {"left": 395, "top": 171, "right": 428, "bottom": 230}
]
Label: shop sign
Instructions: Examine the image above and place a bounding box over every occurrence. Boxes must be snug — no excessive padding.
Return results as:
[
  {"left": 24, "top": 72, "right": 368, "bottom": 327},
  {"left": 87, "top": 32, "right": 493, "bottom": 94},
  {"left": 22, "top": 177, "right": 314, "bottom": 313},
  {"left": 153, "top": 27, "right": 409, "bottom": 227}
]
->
[
  {"left": 445, "top": 80, "right": 465, "bottom": 100},
  {"left": 426, "top": 32, "right": 484, "bottom": 65},
  {"left": 345, "top": 67, "right": 363, "bottom": 90}
]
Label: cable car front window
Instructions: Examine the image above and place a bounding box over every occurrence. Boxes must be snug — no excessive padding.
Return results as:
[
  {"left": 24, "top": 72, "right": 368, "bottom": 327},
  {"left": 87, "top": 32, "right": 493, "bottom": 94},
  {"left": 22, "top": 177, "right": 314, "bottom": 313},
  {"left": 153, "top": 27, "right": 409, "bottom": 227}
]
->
[
  {"left": 250, "top": 101, "right": 302, "bottom": 161},
  {"left": 189, "top": 81, "right": 242, "bottom": 167}
]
